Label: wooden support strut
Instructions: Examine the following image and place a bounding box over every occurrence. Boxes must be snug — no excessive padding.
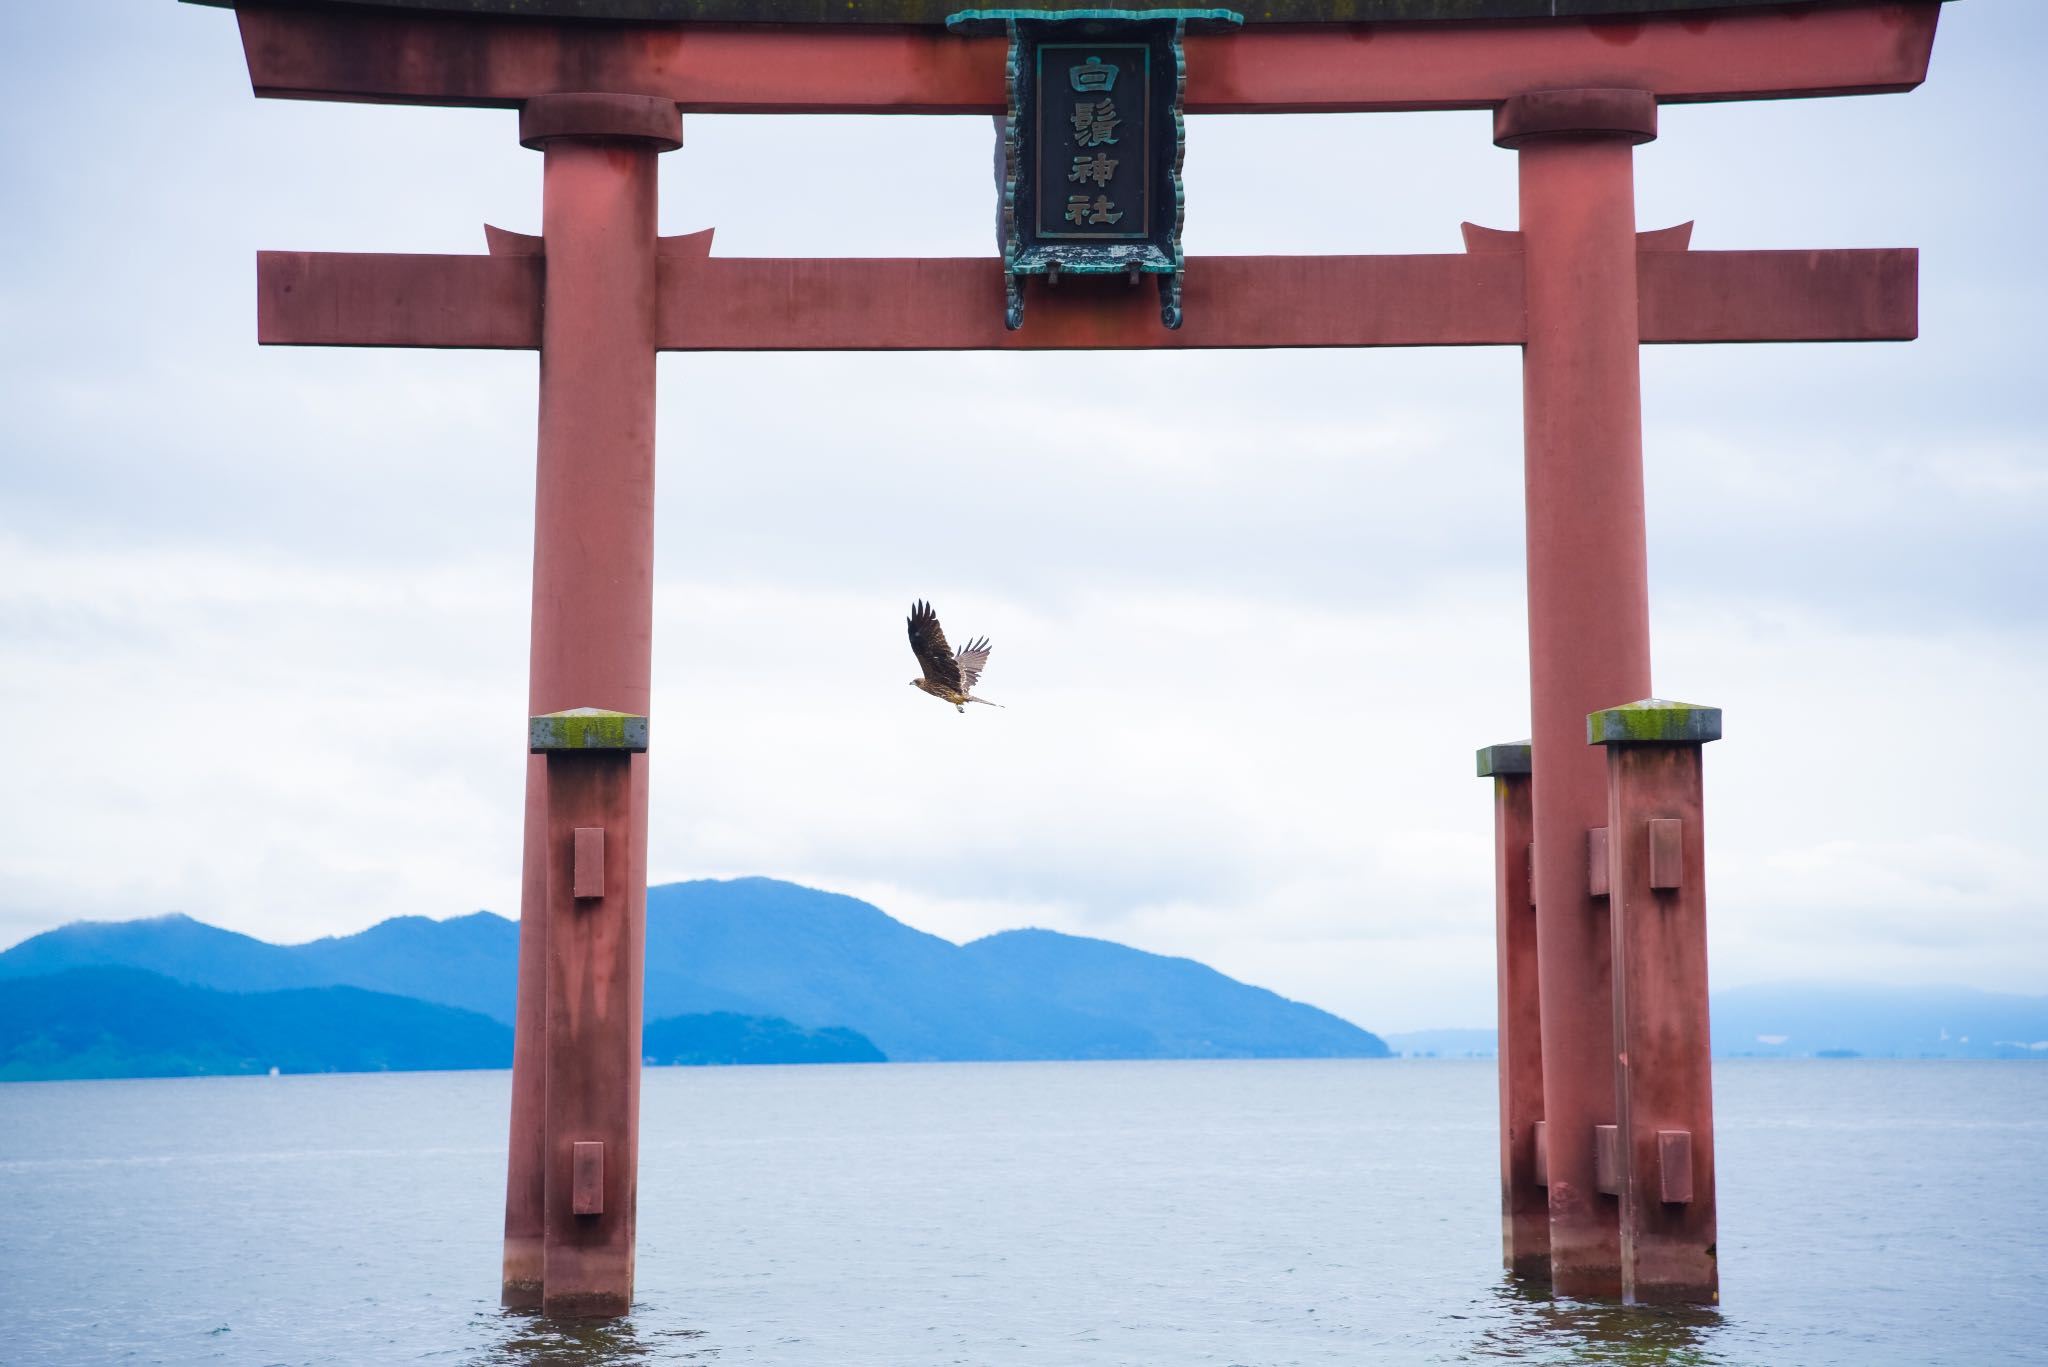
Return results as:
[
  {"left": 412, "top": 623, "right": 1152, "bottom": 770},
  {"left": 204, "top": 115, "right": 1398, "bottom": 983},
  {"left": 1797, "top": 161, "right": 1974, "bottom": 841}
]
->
[
  {"left": 1590, "top": 699, "right": 1722, "bottom": 1305},
  {"left": 527, "top": 707, "right": 653, "bottom": 1318},
  {"left": 1477, "top": 741, "right": 1547, "bottom": 1279}
]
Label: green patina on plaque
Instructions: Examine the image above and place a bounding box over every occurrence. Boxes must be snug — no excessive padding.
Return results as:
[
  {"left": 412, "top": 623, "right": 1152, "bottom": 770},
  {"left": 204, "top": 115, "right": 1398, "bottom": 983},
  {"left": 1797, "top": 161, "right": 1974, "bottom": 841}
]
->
[{"left": 948, "top": 8, "right": 1243, "bottom": 329}]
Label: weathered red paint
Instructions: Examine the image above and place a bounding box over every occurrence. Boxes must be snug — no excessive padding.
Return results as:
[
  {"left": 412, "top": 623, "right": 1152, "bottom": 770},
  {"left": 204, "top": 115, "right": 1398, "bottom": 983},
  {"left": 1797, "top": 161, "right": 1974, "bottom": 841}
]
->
[
  {"left": 1598, "top": 727, "right": 1719, "bottom": 1304},
  {"left": 1638, "top": 247, "right": 1919, "bottom": 344},
  {"left": 663, "top": 251, "right": 1524, "bottom": 350},
  {"left": 1510, "top": 87, "right": 1653, "bottom": 1300},
  {"left": 501, "top": 754, "right": 549, "bottom": 1306},
  {"left": 258, "top": 251, "right": 541, "bottom": 350},
  {"left": 540, "top": 749, "right": 643, "bottom": 1317},
  {"left": 254, "top": 244, "right": 1918, "bottom": 352},
  {"left": 501, "top": 96, "right": 675, "bottom": 1314},
  {"left": 232, "top": 2, "right": 1939, "bottom": 114},
  {"left": 1482, "top": 747, "right": 1547, "bottom": 1278}
]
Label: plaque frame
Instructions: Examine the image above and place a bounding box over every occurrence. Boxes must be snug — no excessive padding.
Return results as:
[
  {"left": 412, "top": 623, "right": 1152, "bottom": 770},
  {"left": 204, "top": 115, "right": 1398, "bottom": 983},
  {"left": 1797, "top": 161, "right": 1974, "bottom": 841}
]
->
[{"left": 947, "top": 7, "right": 1244, "bottom": 329}]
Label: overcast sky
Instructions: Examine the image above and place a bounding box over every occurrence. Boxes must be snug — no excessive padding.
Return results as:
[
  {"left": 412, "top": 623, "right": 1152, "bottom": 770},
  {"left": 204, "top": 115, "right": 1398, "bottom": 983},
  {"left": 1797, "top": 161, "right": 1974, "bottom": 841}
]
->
[{"left": 1, "top": 1, "right": 2040, "bottom": 1033}]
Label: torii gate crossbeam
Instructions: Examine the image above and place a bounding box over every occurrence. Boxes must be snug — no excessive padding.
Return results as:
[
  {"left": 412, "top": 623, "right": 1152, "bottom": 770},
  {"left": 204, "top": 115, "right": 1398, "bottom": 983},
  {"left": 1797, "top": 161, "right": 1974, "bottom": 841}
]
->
[
  {"left": 200, "top": 0, "right": 1944, "bottom": 1317},
  {"left": 259, "top": 235, "right": 1916, "bottom": 351}
]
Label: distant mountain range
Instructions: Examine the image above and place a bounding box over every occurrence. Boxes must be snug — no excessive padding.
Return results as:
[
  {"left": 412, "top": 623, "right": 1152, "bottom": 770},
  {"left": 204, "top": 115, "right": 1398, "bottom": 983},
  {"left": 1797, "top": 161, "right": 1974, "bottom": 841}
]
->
[
  {"left": 0, "top": 877, "right": 1390, "bottom": 1077},
  {"left": 1385, "top": 984, "right": 2048, "bottom": 1061},
  {"left": 643, "top": 1011, "right": 883, "bottom": 1067},
  {"left": 0, "top": 965, "right": 887, "bottom": 1082},
  {"left": 10, "top": 878, "right": 2034, "bottom": 1079},
  {"left": 0, "top": 967, "right": 512, "bottom": 1081}
]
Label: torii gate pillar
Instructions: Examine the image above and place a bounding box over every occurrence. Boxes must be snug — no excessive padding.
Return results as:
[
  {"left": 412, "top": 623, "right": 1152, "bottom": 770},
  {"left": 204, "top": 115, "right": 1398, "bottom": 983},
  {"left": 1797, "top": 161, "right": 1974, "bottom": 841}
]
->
[
  {"left": 501, "top": 93, "right": 680, "bottom": 1313},
  {"left": 1502, "top": 88, "right": 1657, "bottom": 1301}
]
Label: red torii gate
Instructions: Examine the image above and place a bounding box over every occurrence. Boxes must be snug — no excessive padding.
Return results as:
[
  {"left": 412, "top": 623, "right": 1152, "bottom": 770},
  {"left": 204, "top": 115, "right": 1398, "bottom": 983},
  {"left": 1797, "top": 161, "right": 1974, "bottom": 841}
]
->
[{"left": 203, "top": 0, "right": 1941, "bottom": 1317}]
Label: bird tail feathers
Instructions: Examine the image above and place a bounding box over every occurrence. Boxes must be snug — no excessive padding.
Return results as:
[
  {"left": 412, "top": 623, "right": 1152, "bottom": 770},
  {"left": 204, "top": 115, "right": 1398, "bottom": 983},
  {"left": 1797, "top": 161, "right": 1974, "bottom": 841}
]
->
[{"left": 967, "top": 695, "right": 1005, "bottom": 709}]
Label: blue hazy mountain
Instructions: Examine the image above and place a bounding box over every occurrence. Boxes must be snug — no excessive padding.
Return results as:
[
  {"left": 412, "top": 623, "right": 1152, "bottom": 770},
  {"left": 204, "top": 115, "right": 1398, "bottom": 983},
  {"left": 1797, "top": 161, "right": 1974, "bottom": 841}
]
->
[
  {"left": 0, "top": 967, "right": 887, "bottom": 1080},
  {"left": 0, "top": 909, "right": 517, "bottom": 1021},
  {"left": 962, "top": 928, "right": 1378, "bottom": 1059},
  {"left": 1384, "top": 985, "right": 2048, "bottom": 1060},
  {"left": 295, "top": 912, "right": 519, "bottom": 1022},
  {"left": 0, "top": 877, "right": 1389, "bottom": 1062},
  {"left": 0, "top": 912, "right": 321, "bottom": 992},
  {"left": 635, "top": 880, "right": 1387, "bottom": 1060}
]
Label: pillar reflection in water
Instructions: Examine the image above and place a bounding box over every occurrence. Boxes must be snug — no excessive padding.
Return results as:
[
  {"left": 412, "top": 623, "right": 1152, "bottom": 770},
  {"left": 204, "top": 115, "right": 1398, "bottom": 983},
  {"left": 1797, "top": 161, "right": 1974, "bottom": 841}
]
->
[{"left": 1468, "top": 1278, "right": 1727, "bottom": 1364}]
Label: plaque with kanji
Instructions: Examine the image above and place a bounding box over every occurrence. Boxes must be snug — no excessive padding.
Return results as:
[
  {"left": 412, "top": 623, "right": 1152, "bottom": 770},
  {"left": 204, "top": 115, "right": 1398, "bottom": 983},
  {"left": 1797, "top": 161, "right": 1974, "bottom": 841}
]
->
[
  {"left": 947, "top": 7, "right": 1244, "bottom": 330},
  {"left": 1037, "top": 45, "right": 1149, "bottom": 243}
]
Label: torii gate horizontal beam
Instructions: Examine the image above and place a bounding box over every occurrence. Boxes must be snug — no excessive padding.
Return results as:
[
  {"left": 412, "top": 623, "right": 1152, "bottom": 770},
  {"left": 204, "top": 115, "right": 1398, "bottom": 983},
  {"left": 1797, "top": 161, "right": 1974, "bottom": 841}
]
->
[
  {"left": 257, "top": 236, "right": 1917, "bottom": 351},
  {"left": 231, "top": 1, "right": 1939, "bottom": 114}
]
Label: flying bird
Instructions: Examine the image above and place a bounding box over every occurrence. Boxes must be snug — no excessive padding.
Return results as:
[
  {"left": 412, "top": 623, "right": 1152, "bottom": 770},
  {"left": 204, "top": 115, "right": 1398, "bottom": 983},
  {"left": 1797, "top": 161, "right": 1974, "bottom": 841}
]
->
[{"left": 906, "top": 600, "right": 1002, "bottom": 712}]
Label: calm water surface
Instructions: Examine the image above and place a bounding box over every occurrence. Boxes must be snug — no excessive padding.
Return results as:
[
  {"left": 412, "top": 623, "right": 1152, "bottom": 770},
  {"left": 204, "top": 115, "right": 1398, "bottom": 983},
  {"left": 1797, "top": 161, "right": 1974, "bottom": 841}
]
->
[{"left": 1, "top": 1060, "right": 2042, "bottom": 1365}]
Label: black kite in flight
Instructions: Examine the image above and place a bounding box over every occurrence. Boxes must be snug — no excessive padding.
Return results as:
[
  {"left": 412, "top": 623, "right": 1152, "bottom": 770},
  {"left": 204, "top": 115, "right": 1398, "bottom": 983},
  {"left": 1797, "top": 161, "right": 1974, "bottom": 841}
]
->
[{"left": 907, "top": 600, "right": 1002, "bottom": 712}]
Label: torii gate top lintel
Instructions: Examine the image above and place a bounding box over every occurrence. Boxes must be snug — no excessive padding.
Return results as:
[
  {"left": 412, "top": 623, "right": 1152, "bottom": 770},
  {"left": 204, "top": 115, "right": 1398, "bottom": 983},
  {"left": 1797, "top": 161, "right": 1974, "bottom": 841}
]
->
[
  {"left": 189, "top": 0, "right": 1939, "bottom": 25},
  {"left": 200, "top": 0, "right": 1945, "bottom": 114}
]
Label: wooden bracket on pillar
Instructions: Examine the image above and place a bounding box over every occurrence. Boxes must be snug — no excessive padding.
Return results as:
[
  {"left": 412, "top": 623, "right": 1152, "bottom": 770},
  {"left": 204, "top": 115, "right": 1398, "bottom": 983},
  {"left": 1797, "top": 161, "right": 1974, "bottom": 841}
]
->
[
  {"left": 571, "top": 1141, "right": 606, "bottom": 1216},
  {"left": 1587, "top": 826, "right": 1611, "bottom": 898},
  {"left": 1658, "top": 1129, "right": 1694, "bottom": 1205},
  {"left": 1594, "top": 1123, "right": 1622, "bottom": 1197},
  {"left": 572, "top": 828, "right": 606, "bottom": 900},
  {"left": 1589, "top": 697, "right": 1722, "bottom": 1305},
  {"left": 1648, "top": 818, "right": 1683, "bottom": 889}
]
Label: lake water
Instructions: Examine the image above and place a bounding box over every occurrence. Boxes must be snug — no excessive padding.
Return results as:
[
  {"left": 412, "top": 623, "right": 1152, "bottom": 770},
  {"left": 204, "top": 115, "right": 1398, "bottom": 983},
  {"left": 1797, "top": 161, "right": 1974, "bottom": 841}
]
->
[{"left": 1, "top": 1060, "right": 2042, "bottom": 1366}]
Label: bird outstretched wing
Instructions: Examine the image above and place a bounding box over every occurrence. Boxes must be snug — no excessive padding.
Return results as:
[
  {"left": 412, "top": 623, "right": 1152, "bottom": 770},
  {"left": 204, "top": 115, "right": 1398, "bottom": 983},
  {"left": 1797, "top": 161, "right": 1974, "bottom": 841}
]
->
[
  {"left": 954, "top": 636, "right": 992, "bottom": 692},
  {"left": 907, "top": 600, "right": 963, "bottom": 692}
]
